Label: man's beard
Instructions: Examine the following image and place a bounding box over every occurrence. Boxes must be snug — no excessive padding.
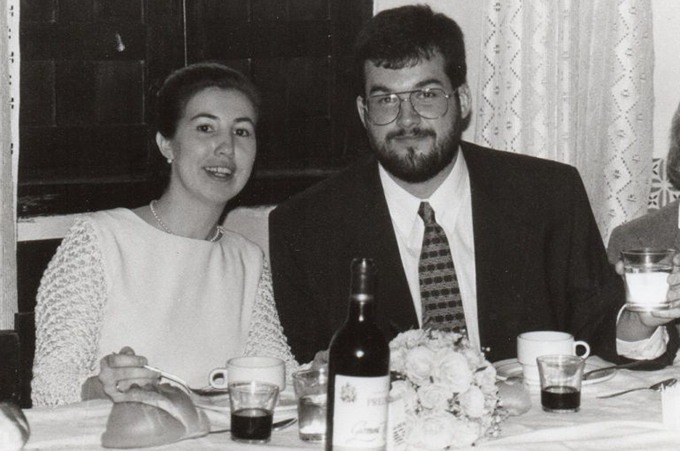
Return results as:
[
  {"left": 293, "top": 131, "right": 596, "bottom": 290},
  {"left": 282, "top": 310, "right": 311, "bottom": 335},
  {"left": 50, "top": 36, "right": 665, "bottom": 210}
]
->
[{"left": 369, "top": 121, "right": 461, "bottom": 184}]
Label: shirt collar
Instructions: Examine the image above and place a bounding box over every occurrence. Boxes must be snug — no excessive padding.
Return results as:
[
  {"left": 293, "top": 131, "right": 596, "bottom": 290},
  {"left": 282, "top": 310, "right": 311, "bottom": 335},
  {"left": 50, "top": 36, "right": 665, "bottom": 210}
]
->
[{"left": 379, "top": 149, "right": 470, "bottom": 239}]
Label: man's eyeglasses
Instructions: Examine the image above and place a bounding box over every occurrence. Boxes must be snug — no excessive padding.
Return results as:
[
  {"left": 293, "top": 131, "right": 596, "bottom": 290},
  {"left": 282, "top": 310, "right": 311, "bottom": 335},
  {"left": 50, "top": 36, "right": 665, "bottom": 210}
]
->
[{"left": 363, "top": 88, "right": 455, "bottom": 126}]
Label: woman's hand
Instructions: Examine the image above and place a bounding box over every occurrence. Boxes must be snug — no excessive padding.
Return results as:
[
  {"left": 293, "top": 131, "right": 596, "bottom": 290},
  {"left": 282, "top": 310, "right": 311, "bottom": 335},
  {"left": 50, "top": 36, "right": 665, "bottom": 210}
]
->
[
  {"left": 98, "top": 347, "right": 160, "bottom": 402},
  {"left": 310, "top": 350, "right": 328, "bottom": 370}
]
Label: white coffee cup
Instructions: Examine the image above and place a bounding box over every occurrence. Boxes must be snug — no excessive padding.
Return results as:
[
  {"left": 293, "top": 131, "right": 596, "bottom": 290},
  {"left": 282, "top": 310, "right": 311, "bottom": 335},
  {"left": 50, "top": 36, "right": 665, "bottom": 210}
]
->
[
  {"left": 209, "top": 356, "right": 286, "bottom": 391},
  {"left": 516, "top": 331, "right": 590, "bottom": 384}
]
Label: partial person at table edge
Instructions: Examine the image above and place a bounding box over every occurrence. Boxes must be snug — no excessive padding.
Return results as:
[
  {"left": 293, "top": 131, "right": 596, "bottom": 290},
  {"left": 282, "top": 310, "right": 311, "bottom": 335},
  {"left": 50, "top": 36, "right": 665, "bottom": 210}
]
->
[
  {"left": 608, "top": 99, "right": 680, "bottom": 363},
  {"left": 268, "top": 4, "right": 679, "bottom": 368},
  {"left": 31, "top": 62, "right": 298, "bottom": 407}
]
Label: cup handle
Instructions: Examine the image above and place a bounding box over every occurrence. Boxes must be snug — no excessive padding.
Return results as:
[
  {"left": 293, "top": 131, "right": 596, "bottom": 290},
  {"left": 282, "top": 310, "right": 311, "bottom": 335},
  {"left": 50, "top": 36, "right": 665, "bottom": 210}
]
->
[
  {"left": 209, "top": 368, "right": 228, "bottom": 389},
  {"left": 574, "top": 341, "right": 590, "bottom": 359}
]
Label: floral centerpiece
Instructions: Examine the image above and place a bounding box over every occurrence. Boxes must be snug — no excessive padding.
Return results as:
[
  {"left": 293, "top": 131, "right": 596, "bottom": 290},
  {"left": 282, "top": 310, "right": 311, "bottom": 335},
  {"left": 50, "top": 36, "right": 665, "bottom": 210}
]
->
[{"left": 389, "top": 329, "right": 505, "bottom": 450}]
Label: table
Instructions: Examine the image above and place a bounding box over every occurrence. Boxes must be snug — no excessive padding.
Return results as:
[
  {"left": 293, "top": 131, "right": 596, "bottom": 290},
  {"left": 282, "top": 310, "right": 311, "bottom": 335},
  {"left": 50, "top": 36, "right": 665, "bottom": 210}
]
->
[
  {"left": 22, "top": 397, "right": 310, "bottom": 451},
  {"left": 20, "top": 357, "right": 680, "bottom": 451}
]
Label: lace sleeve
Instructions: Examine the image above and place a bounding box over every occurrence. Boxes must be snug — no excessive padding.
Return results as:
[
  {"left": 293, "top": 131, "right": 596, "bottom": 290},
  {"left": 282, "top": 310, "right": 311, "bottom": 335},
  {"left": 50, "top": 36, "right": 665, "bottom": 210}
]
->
[
  {"left": 244, "top": 262, "right": 300, "bottom": 381},
  {"left": 31, "top": 218, "right": 108, "bottom": 407}
]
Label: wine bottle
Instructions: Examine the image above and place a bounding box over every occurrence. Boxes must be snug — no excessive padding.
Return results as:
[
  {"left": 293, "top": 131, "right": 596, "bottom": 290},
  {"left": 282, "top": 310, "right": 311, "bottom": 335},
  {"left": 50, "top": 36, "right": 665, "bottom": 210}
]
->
[{"left": 326, "top": 258, "right": 390, "bottom": 451}]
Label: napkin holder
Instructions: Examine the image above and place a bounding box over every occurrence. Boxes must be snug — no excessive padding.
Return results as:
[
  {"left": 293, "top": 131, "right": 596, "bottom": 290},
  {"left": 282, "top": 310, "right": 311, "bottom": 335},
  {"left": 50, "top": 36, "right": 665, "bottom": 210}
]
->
[{"left": 101, "top": 383, "right": 209, "bottom": 449}]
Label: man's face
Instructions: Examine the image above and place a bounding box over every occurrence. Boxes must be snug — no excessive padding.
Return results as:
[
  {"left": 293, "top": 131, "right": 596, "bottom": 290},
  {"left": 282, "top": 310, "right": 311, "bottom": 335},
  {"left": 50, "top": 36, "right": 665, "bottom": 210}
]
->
[{"left": 357, "top": 52, "right": 470, "bottom": 183}]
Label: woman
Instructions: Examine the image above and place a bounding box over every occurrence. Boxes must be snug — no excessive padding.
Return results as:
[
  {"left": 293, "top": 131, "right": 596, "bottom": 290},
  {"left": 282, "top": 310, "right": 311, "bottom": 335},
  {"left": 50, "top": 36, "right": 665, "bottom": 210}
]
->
[{"left": 31, "top": 62, "right": 297, "bottom": 407}]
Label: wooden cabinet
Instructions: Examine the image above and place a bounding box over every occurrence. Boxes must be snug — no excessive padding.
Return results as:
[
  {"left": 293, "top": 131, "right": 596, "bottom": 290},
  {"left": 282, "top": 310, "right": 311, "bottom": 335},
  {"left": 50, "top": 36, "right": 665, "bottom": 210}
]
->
[{"left": 19, "top": 0, "right": 372, "bottom": 216}]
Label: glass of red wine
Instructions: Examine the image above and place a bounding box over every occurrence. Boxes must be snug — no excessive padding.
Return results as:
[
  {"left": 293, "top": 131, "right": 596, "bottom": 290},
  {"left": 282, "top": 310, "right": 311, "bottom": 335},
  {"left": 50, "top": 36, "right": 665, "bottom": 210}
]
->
[
  {"left": 537, "top": 355, "right": 585, "bottom": 413},
  {"left": 228, "top": 381, "right": 280, "bottom": 443}
]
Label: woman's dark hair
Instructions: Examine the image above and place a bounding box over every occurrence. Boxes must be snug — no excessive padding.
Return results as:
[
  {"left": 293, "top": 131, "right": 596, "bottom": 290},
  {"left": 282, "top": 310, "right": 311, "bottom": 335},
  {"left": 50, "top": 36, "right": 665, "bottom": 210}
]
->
[
  {"left": 353, "top": 4, "right": 467, "bottom": 95},
  {"left": 156, "top": 62, "right": 261, "bottom": 138},
  {"left": 667, "top": 102, "right": 680, "bottom": 190}
]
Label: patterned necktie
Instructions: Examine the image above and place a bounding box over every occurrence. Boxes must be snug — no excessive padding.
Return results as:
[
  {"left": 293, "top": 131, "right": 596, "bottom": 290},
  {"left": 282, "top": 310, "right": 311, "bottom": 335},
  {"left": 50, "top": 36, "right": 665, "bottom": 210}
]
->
[{"left": 418, "top": 201, "right": 466, "bottom": 334}]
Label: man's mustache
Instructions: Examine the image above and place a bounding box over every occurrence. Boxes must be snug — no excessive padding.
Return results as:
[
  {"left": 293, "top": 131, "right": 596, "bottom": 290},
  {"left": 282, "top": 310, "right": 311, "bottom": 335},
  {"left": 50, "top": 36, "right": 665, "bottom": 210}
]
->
[{"left": 386, "top": 127, "right": 436, "bottom": 140}]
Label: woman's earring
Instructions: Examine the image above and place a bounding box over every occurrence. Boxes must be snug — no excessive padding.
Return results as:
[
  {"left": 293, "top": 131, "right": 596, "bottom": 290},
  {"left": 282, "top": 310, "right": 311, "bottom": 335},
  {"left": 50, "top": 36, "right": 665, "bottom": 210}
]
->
[{"left": 167, "top": 157, "right": 174, "bottom": 164}]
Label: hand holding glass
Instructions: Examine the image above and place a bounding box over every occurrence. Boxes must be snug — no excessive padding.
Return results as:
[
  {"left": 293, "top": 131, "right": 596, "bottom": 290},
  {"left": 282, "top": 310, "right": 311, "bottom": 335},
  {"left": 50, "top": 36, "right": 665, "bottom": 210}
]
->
[{"left": 622, "top": 248, "right": 675, "bottom": 311}]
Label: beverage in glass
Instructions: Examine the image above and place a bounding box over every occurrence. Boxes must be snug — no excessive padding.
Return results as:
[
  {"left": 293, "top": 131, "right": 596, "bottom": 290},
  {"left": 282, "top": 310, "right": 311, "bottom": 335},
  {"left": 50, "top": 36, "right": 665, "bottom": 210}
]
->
[
  {"left": 622, "top": 248, "right": 675, "bottom": 311},
  {"left": 231, "top": 408, "right": 273, "bottom": 441}
]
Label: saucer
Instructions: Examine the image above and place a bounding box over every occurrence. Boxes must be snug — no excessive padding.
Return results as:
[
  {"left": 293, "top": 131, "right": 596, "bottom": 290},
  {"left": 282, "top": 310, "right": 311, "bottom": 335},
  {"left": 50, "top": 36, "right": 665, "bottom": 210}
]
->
[
  {"left": 493, "top": 358, "right": 616, "bottom": 385},
  {"left": 195, "top": 389, "right": 297, "bottom": 413}
]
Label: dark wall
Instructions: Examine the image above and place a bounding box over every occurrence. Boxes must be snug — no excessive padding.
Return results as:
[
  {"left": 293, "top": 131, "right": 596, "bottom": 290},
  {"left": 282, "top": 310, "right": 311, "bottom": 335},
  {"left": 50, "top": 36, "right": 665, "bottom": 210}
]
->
[{"left": 19, "top": 0, "right": 372, "bottom": 217}]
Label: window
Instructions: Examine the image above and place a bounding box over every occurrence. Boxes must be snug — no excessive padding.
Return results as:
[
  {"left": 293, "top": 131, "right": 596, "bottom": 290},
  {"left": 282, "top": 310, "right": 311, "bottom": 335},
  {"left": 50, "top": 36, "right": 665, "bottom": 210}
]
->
[{"left": 19, "top": 0, "right": 372, "bottom": 216}]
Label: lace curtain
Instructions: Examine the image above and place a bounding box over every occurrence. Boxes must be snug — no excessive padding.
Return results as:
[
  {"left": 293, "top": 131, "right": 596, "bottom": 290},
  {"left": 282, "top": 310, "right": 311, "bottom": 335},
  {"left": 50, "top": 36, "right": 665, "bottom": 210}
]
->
[
  {"left": 0, "top": 1, "right": 19, "bottom": 329},
  {"left": 475, "top": 0, "right": 654, "bottom": 243}
]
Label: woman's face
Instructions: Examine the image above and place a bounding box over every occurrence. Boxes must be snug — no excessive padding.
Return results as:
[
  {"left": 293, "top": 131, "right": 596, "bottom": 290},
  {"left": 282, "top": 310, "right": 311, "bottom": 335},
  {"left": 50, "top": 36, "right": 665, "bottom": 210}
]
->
[{"left": 158, "top": 87, "right": 257, "bottom": 206}]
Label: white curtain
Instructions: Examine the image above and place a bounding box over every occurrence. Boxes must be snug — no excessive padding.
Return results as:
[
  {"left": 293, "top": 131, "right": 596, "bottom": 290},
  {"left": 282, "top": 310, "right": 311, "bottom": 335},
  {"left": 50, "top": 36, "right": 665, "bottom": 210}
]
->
[
  {"left": 475, "top": 0, "right": 654, "bottom": 243},
  {"left": 0, "top": 1, "right": 19, "bottom": 329}
]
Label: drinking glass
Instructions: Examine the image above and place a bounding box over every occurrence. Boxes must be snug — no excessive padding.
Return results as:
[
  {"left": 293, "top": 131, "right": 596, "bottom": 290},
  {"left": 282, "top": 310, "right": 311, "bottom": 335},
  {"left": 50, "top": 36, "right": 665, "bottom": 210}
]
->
[
  {"left": 292, "top": 368, "right": 327, "bottom": 442},
  {"left": 622, "top": 248, "right": 675, "bottom": 312},
  {"left": 228, "top": 381, "right": 279, "bottom": 444},
  {"left": 537, "top": 355, "right": 585, "bottom": 413}
]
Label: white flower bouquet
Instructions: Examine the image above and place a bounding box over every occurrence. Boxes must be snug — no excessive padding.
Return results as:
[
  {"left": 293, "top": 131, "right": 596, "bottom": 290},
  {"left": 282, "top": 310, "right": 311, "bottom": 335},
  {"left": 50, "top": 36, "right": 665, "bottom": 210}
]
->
[{"left": 389, "top": 329, "right": 504, "bottom": 450}]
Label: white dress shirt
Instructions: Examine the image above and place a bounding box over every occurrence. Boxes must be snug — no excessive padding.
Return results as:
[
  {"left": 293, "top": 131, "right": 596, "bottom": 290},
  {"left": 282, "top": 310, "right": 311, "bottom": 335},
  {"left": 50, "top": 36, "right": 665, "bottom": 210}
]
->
[{"left": 379, "top": 152, "right": 482, "bottom": 350}]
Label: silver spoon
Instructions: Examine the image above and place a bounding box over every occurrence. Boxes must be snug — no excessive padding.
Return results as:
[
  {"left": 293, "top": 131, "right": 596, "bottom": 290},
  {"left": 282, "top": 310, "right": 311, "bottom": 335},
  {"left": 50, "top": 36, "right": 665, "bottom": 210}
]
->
[
  {"left": 144, "top": 365, "right": 224, "bottom": 398},
  {"left": 582, "top": 360, "right": 652, "bottom": 380},
  {"left": 208, "top": 417, "right": 298, "bottom": 435},
  {"left": 597, "top": 377, "right": 677, "bottom": 399}
]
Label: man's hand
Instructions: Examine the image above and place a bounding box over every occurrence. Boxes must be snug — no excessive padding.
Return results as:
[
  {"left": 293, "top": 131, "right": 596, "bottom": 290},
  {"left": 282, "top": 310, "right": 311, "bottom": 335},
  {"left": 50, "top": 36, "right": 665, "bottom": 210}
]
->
[{"left": 615, "top": 255, "right": 680, "bottom": 341}]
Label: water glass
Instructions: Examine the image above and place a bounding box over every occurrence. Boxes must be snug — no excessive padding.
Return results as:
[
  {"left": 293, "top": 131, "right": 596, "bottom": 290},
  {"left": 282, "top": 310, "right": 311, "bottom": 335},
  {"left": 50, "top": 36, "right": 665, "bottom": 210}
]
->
[
  {"left": 292, "top": 368, "right": 327, "bottom": 442},
  {"left": 622, "top": 248, "right": 675, "bottom": 312},
  {"left": 537, "top": 355, "right": 585, "bottom": 413},
  {"left": 228, "top": 381, "right": 279, "bottom": 444}
]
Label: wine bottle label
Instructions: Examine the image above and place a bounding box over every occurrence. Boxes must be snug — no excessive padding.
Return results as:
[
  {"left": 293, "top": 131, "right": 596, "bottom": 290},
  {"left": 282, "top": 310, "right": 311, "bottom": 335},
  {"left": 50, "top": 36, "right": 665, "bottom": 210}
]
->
[{"left": 332, "top": 374, "right": 390, "bottom": 451}]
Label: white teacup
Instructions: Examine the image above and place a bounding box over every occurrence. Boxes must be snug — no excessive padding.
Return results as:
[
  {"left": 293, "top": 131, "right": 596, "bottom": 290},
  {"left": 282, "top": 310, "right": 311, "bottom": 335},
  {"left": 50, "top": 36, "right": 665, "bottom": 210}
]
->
[
  {"left": 209, "top": 356, "right": 286, "bottom": 391},
  {"left": 517, "top": 331, "right": 590, "bottom": 384}
]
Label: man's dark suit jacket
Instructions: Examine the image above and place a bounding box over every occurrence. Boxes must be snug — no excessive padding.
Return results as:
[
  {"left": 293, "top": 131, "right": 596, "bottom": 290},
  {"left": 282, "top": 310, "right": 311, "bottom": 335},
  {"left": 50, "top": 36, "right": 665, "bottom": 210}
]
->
[{"left": 270, "top": 142, "right": 626, "bottom": 364}]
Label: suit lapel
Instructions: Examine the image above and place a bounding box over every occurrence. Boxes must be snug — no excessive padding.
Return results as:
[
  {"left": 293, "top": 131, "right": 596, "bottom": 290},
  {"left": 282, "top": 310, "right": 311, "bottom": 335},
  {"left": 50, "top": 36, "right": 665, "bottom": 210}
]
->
[
  {"left": 349, "top": 158, "right": 420, "bottom": 337},
  {"left": 462, "top": 144, "right": 534, "bottom": 358}
]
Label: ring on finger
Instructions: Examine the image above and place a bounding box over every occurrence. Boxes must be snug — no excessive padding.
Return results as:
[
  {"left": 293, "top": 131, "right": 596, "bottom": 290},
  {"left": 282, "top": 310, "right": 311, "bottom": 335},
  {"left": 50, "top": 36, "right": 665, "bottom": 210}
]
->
[{"left": 115, "top": 382, "right": 123, "bottom": 393}]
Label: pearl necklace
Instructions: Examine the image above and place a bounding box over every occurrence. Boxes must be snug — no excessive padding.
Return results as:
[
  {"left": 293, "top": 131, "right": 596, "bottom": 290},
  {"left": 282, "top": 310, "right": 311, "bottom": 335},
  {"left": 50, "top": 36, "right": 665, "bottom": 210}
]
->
[{"left": 149, "top": 200, "right": 223, "bottom": 243}]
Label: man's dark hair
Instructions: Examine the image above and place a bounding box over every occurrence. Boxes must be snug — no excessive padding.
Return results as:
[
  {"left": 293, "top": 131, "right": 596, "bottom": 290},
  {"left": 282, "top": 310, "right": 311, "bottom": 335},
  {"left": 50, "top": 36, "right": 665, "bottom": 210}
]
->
[
  {"left": 353, "top": 4, "right": 467, "bottom": 95},
  {"left": 666, "top": 102, "right": 680, "bottom": 190}
]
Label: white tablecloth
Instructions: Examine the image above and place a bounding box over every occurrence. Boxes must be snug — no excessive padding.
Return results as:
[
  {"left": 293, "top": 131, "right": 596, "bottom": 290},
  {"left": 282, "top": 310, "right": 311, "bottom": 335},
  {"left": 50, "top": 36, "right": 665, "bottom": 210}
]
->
[
  {"left": 21, "top": 357, "right": 680, "bottom": 451},
  {"left": 23, "top": 397, "right": 311, "bottom": 451}
]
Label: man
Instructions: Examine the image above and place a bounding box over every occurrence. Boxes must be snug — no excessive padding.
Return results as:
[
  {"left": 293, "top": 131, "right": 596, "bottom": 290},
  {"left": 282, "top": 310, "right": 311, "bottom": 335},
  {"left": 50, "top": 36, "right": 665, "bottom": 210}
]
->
[{"left": 269, "top": 4, "right": 678, "bottom": 365}]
